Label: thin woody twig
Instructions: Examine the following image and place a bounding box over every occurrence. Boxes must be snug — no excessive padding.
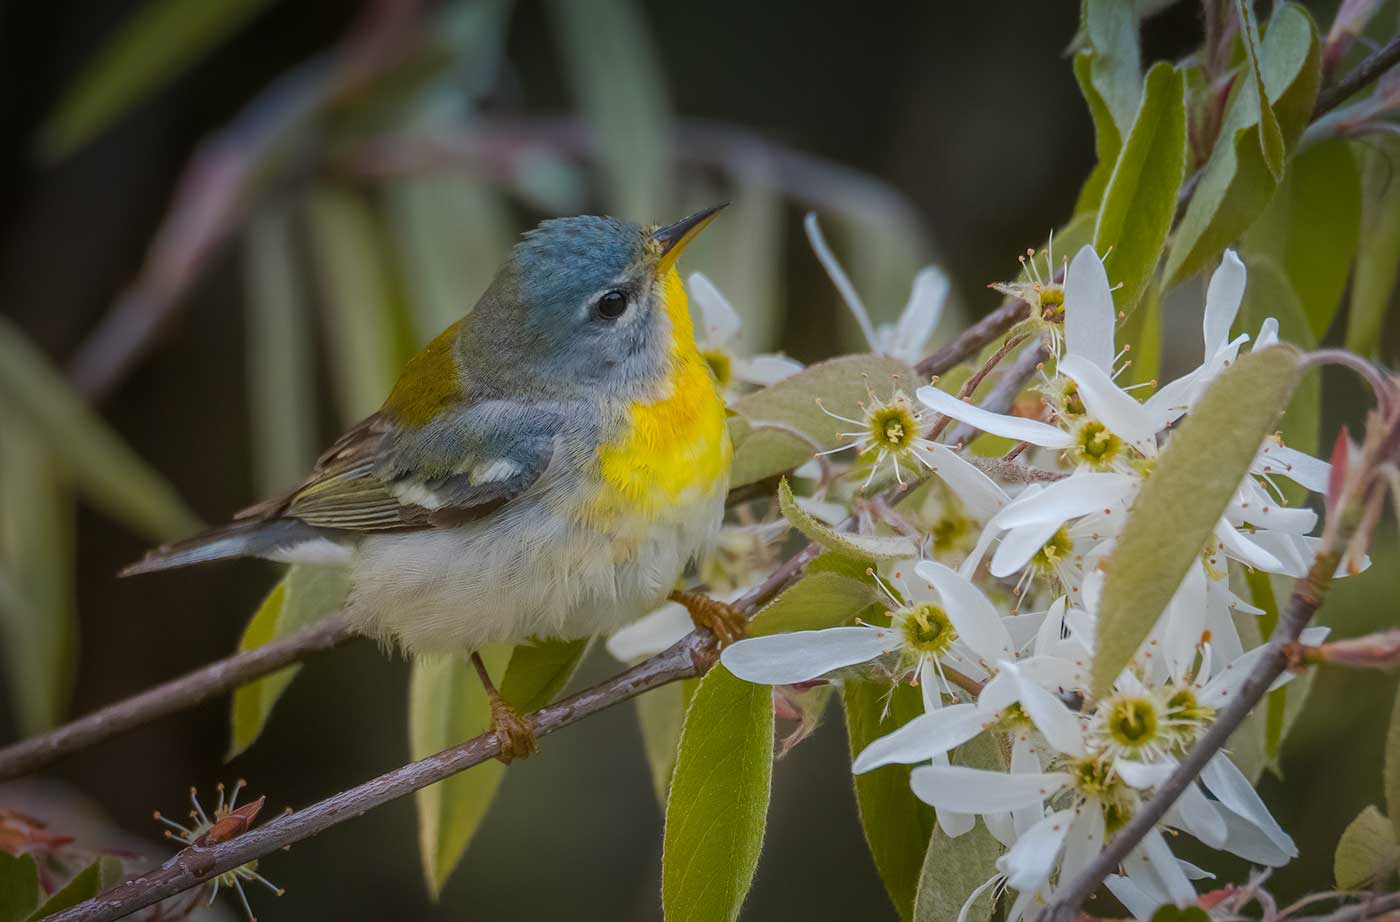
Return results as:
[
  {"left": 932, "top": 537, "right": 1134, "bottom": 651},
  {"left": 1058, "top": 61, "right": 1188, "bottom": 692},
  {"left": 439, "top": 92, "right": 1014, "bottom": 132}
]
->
[
  {"left": 1314, "top": 32, "right": 1400, "bottom": 119},
  {"left": 945, "top": 341, "right": 1048, "bottom": 448}
]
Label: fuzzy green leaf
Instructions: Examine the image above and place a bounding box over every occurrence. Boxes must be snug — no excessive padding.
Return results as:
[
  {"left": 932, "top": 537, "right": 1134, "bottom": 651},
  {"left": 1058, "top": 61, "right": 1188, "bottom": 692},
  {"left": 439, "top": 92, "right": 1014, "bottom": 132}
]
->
[
  {"left": 1235, "top": 0, "right": 1286, "bottom": 179},
  {"left": 777, "top": 478, "right": 916, "bottom": 562},
  {"left": 748, "top": 570, "right": 882, "bottom": 639},
  {"left": 1094, "top": 61, "right": 1186, "bottom": 311},
  {"left": 1165, "top": 4, "right": 1320, "bottom": 285},
  {"left": 636, "top": 676, "right": 700, "bottom": 806},
  {"left": 1072, "top": 52, "right": 1124, "bottom": 216},
  {"left": 37, "top": 0, "right": 278, "bottom": 159},
  {"left": 844, "top": 680, "right": 936, "bottom": 921},
  {"left": 1346, "top": 137, "right": 1400, "bottom": 357},
  {"left": 1335, "top": 805, "right": 1400, "bottom": 889},
  {"left": 0, "top": 317, "right": 198, "bottom": 542},
  {"left": 913, "top": 820, "right": 1002, "bottom": 922},
  {"left": 1091, "top": 347, "right": 1303, "bottom": 696},
  {"left": 662, "top": 665, "right": 773, "bottom": 922},
  {"left": 1387, "top": 685, "right": 1400, "bottom": 839},
  {"left": 0, "top": 853, "right": 39, "bottom": 922},
  {"left": 1082, "top": 0, "right": 1143, "bottom": 137},
  {"left": 227, "top": 564, "right": 351, "bottom": 760},
  {"left": 26, "top": 859, "right": 105, "bottom": 919}
]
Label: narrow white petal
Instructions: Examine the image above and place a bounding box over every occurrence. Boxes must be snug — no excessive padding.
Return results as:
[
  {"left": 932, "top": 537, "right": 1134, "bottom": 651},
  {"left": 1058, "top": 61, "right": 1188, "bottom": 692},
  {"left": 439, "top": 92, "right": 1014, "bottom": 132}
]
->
[
  {"left": 1137, "top": 827, "right": 1197, "bottom": 905},
  {"left": 732, "top": 353, "right": 803, "bottom": 386},
  {"left": 1204, "top": 250, "right": 1247, "bottom": 357},
  {"left": 1059, "top": 355, "right": 1161, "bottom": 447},
  {"left": 915, "top": 560, "right": 1014, "bottom": 660},
  {"left": 1105, "top": 874, "right": 1161, "bottom": 921},
  {"left": 852, "top": 703, "right": 988, "bottom": 773},
  {"left": 1200, "top": 754, "right": 1297, "bottom": 856},
  {"left": 938, "top": 808, "right": 977, "bottom": 838},
  {"left": 1011, "top": 733, "right": 1046, "bottom": 836},
  {"left": 1115, "top": 759, "right": 1173, "bottom": 789},
  {"left": 893, "top": 266, "right": 950, "bottom": 362},
  {"left": 916, "top": 443, "right": 1010, "bottom": 520},
  {"left": 1218, "top": 804, "right": 1294, "bottom": 866},
  {"left": 1064, "top": 245, "right": 1116, "bottom": 373},
  {"left": 1004, "top": 661, "right": 1087, "bottom": 757},
  {"left": 1002, "top": 809, "right": 1075, "bottom": 891},
  {"left": 606, "top": 602, "right": 693, "bottom": 661},
  {"left": 908, "top": 764, "right": 1069, "bottom": 813},
  {"left": 1174, "top": 781, "right": 1227, "bottom": 849},
  {"left": 990, "top": 518, "right": 1063, "bottom": 578},
  {"left": 1254, "top": 316, "right": 1279, "bottom": 350},
  {"left": 720, "top": 626, "right": 897, "bottom": 684},
  {"left": 686, "top": 271, "right": 743, "bottom": 347},
  {"left": 917, "top": 385, "right": 1075, "bottom": 448},
  {"left": 985, "top": 811, "right": 1017, "bottom": 848},
  {"left": 1255, "top": 442, "right": 1331, "bottom": 493},
  {"left": 805, "top": 213, "right": 878, "bottom": 349},
  {"left": 1141, "top": 370, "right": 1198, "bottom": 429},
  {"left": 994, "top": 472, "right": 1135, "bottom": 529},
  {"left": 1059, "top": 805, "right": 1106, "bottom": 882},
  {"left": 1215, "top": 520, "right": 1286, "bottom": 573}
]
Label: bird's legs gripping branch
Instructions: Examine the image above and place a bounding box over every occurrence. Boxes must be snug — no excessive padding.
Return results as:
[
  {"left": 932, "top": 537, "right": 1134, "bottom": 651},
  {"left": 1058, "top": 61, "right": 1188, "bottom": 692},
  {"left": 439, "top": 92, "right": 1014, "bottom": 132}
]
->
[
  {"left": 469, "top": 651, "right": 536, "bottom": 763},
  {"left": 669, "top": 589, "right": 747, "bottom": 646}
]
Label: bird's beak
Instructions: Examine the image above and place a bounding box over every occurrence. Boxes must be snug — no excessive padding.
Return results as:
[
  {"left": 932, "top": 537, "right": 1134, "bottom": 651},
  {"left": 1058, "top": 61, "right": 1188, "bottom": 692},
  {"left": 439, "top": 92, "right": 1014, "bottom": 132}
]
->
[{"left": 651, "top": 203, "right": 728, "bottom": 274}]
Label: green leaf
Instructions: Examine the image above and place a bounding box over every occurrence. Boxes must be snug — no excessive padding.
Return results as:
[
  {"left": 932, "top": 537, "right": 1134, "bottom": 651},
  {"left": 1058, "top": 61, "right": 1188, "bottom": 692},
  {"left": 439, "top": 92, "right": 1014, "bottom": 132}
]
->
[
  {"left": 26, "top": 859, "right": 104, "bottom": 919},
  {"left": 1072, "top": 52, "right": 1124, "bottom": 216},
  {"left": 662, "top": 665, "right": 773, "bottom": 922},
  {"left": 1164, "top": 3, "right": 1320, "bottom": 286},
  {"left": 227, "top": 564, "right": 350, "bottom": 759},
  {"left": 243, "top": 206, "right": 318, "bottom": 496},
  {"left": 0, "top": 853, "right": 39, "bottom": 922},
  {"left": 1346, "top": 137, "right": 1400, "bottom": 357},
  {"left": 1082, "top": 0, "right": 1143, "bottom": 137},
  {"left": 912, "top": 819, "right": 1002, "bottom": 922},
  {"left": 1387, "top": 684, "right": 1400, "bottom": 839},
  {"left": 411, "top": 639, "right": 587, "bottom": 897},
  {"left": 37, "top": 0, "right": 278, "bottom": 159},
  {"left": 1334, "top": 805, "right": 1400, "bottom": 889},
  {"left": 636, "top": 676, "right": 699, "bottom": 806},
  {"left": 546, "top": 0, "right": 671, "bottom": 219},
  {"left": 844, "top": 680, "right": 936, "bottom": 921},
  {"left": 306, "top": 185, "right": 406, "bottom": 427},
  {"left": 1091, "top": 346, "right": 1303, "bottom": 696},
  {"left": 728, "top": 354, "right": 916, "bottom": 488},
  {"left": 1093, "top": 61, "right": 1187, "bottom": 311},
  {"left": 1150, "top": 907, "right": 1211, "bottom": 922},
  {"left": 748, "top": 571, "right": 882, "bottom": 638},
  {"left": 777, "top": 478, "right": 916, "bottom": 562},
  {"left": 1242, "top": 138, "right": 1361, "bottom": 339},
  {"left": 0, "top": 316, "right": 199, "bottom": 542},
  {"left": 1235, "top": 0, "right": 1286, "bottom": 179}
]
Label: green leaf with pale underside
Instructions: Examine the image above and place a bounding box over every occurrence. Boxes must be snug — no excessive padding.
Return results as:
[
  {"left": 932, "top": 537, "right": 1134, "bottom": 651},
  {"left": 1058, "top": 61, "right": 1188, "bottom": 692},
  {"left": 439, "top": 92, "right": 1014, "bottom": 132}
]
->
[
  {"left": 1235, "top": 0, "right": 1286, "bottom": 179},
  {"left": 1091, "top": 347, "right": 1303, "bottom": 697},
  {"left": 1335, "top": 805, "right": 1400, "bottom": 889},
  {"left": 777, "top": 478, "right": 916, "bottom": 562}
]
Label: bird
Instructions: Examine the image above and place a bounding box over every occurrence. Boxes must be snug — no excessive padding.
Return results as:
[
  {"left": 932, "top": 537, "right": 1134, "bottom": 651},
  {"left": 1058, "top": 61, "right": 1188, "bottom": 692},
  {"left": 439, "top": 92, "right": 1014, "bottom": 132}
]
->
[{"left": 122, "top": 205, "right": 744, "bottom": 760}]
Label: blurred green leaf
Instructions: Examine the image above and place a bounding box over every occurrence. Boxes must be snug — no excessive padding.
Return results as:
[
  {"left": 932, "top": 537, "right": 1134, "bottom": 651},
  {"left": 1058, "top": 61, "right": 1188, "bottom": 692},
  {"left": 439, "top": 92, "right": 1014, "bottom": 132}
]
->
[
  {"left": 1082, "top": 0, "right": 1143, "bottom": 138},
  {"left": 0, "top": 853, "right": 39, "bottom": 922},
  {"left": 1346, "top": 137, "right": 1400, "bottom": 358},
  {"left": 662, "top": 665, "right": 773, "bottom": 922},
  {"left": 1334, "top": 804, "right": 1400, "bottom": 889},
  {"left": 547, "top": 0, "right": 672, "bottom": 219},
  {"left": 1243, "top": 139, "right": 1360, "bottom": 340},
  {"left": 1092, "top": 347, "right": 1302, "bottom": 696},
  {"left": 0, "top": 317, "right": 198, "bottom": 542},
  {"left": 0, "top": 415, "right": 76, "bottom": 736},
  {"left": 1387, "top": 684, "right": 1400, "bottom": 839},
  {"left": 1118, "top": 280, "right": 1161, "bottom": 386},
  {"left": 1094, "top": 61, "right": 1186, "bottom": 312},
  {"left": 1072, "top": 52, "right": 1124, "bottom": 216},
  {"left": 844, "top": 680, "right": 935, "bottom": 921},
  {"left": 227, "top": 564, "right": 350, "bottom": 760},
  {"left": 498, "top": 636, "right": 590, "bottom": 709},
  {"left": 243, "top": 206, "right": 317, "bottom": 496},
  {"left": 306, "top": 185, "right": 406, "bottom": 426},
  {"left": 748, "top": 571, "right": 881, "bottom": 638},
  {"left": 25, "top": 858, "right": 105, "bottom": 919},
  {"left": 777, "top": 478, "right": 916, "bottom": 562},
  {"left": 1165, "top": 3, "right": 1320, "bottom": 286},
  {"left": 38, "top": 0, "right": 278, "bottom": 159},
  {"left": 636, "top": 676, "right": 699, "bottom": 806},
  {"left": 1235, "top": 0, "right": 1286, "bottom": 179}
]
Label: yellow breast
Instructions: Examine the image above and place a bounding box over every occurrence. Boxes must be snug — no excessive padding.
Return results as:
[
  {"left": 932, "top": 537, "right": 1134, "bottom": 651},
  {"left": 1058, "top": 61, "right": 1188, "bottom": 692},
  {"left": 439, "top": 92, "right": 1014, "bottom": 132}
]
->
[{"left": 587, "top": 268, "right": 731, "bottom": 527}]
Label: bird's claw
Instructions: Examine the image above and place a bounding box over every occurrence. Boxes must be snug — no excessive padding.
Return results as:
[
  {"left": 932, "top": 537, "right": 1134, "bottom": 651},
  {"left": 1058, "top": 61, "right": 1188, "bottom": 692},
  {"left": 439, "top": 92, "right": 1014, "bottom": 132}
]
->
[
  {"left": 670, "top": 590, "right": 747, "bottom": 647},
  {"left": 488, "top": 695, "right": 537, "bottom": 764}
]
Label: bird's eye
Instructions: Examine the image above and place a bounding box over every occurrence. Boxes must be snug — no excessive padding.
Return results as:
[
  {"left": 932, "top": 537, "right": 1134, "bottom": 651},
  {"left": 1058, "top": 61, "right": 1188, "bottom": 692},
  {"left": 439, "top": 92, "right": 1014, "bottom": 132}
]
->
[{"left": 595, "top": 290, "right": 629, "bottom": 319}]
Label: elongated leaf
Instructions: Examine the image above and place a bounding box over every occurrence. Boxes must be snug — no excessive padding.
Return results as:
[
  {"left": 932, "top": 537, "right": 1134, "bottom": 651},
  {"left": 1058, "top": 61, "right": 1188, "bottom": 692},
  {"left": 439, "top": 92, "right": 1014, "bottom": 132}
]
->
[
  {"left": 1243, "top": 139, "right": 1361, "bottom": 339},
  {"left": 1387, "top": 685, "right": 1400, "bottom": 839},
  {"left": 636, "top": 676, "right": 699, "bottom": 806},
  {"left": 1092, "top": 347, "right": 1303, "bottom": 696},
  {"left": 0, "top": 317, "right": 198, "bottom": 542},
  {"left": 662, "top": 665, "right": 773, "bottom": 922},
  {"left": 1165, "top": 4, "right": 1320, "bottom": 285},
  {"left": 1072, "top": 52, "right": 1124, "bottom": 216},
  {"left": 26, "top": 858, "right": 106, "bottom": 918},
  {"left": 0, "top": 853, "right": 38, "bottom": 922},
  {"left": 748, "top": 570, "right": 882, "bottom": 638},
  {"left": 1346, "top": 137, "right": 1400, "bottom": 357},
  {"left": 1094, "top": 62, "right": 1186, "bottom": 311},
  {"left": 227, "top": 564, "right": 350, "bottom": 759},
  {"left": 1235, "top": 0, "right": 1287, "bottom": 179},
  {"left": 546, "top": 0, "right": 671, "bottom": 219},
  {"left": 777, "top": 478, "right": 915, "bottom": 562},
  {"left": 844, "top": 680, "right": 936, "bottom": 921},
  {"left": 913, "top": 818, "right": 1002, "bottom": 922},
  {"left": 1082, "top": 0, "right": 1143, "bottom": 137},
  {"left": 411, "top": 639, "right": 588, "bottom": 897},
  {"left": 1335, "top": 805, "right": 1400, "bottom": 889},
  {"left": 243, "top": 207, "right": 317, "bottom": 496},
  {"left": 306, "top": 185, "right": 405, "bottom": 426},
  {"left": 38, "top": 0, "right": 278, "bottom": 159}
]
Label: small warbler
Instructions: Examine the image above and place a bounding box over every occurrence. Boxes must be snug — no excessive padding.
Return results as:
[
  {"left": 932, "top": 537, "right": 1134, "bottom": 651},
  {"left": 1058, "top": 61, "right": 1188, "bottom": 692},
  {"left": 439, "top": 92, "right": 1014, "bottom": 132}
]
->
[{"left": 124, "top": 206, "right": 741, "bottom": 758}]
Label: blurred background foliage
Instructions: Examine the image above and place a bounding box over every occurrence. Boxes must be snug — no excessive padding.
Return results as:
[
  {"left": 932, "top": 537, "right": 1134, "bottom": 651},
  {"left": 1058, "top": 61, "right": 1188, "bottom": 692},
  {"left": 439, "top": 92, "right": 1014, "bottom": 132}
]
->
[{"left": 0, "top": 0, "right": 1397, "bottom": 919}]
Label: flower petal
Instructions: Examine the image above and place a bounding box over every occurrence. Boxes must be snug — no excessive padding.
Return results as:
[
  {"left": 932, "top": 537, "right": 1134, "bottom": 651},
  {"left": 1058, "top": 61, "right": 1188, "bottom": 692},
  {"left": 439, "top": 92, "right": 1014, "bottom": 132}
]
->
[
  {"left": 1200, "top": 754, "right": 1297, "bottom": 857},
  {"left": 1135, "top": 827, "right": 1197, "bottom": 905},
  {"left": 1064, "top": 245, "right": 1116, "bottom": 373},
  {"left": 916, "top": 443, "right": 1010, "bottom": 521},
  {"left": 908, "top": 764, "right": 1070, "bottom": 813},
  {"left": 915, "top": 560, "right": 1015, "bottom": 660},
  {"left": 1001, "top": 809, "right": 1075, "bottom": 891},
  {"left": 1173, "top": 781, "right": 1227, "bottom": 849},
  {"left": 852, "top": 703, "right": 988, "bottom": 773},
  {"left": 686, "top": 271, "right": 742, "bottom": 347},
  {"left": 1254, "top": 442, "right": 1331, "bottom": 494},
  {"left": 1058, "top": 355, "right": 1161, "bottom": 447},
  {"left": 1004, "top": 660, "right": 1087, "bottom": 757},
  {"left": 607, "top": 602, "right": 693, "bottom": 661},
  {"left": 1215, "top": 520, "right": 1286, "bottom": 573},
  {"left": 1105, "top": 874, "right": 1161, "bottom": 921},
  {"left": 917, "top": 385, "right": 1075, "bottom": 448},
  {"left": 720, "top": 626, "right": 898, "bottom": 685},
  {"left": 993, "top": 472, "right": 1135, "bottom": 529},
  {"left": 893, "top": 266, "right": 950, "bottom": 362},
  {"left": 732, "top": 353, "right": 803, "bottom": 386},
  {"left": 1255, "top": 316, "right": 1279, "bottom": 350},
  {"left": 990, "top": 518, "right": 1064, "bottom": 578},
  {"left": 1059, "top": 805, "right": 1106, "bottom": 883},
  {"left": 805, "top": 213, "right": 877, "bottom": 349},
  {"left": 1204, "top": 250, "right": 1247, "bottom": 358},
  {"left": 1217, "top": 804, "right": 1294, "bottom": 866},
  {"left": 938, "top": 808, "right": 977, "bottom": 839}
]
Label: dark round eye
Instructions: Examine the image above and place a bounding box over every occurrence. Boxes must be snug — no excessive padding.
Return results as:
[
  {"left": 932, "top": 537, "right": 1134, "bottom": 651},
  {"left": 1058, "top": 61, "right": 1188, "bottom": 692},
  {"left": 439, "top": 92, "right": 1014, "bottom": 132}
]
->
[{"left": 595, "top": 290, "right": 628, "bottom": 319}]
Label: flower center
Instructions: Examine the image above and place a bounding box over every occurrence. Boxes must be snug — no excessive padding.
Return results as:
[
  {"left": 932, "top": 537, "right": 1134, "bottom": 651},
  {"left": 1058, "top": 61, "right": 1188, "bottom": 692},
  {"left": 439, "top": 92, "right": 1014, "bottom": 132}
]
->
[
  {"left": 1163, "top": 685, "right": 1216, "bottom": 750},
  {"left": 1073, "top": 420, "right": 1123, "bottom": 469},
  {"left": 1060, "top": 380, "right": 1086, "bottom": 418},
  {"left": 1066, "top": 756, "right": 1136, "bottom": 834},
  {"left": 931, "top": 511, "right": 971, "bottom": 553},
  {"left": 897, "top": 602, "right": 958, "bottom": 657},
  {"left": 1106, "top": 696, "right": 1158, "bottom": 747},
  {"left": 1038, "top": 285, "right": 1065, "bottom": 322},
  {"left": 868, "top": 402, "right": 918, "bottom": 452},
  {"left": 1031, "top": 527, "right": 1073, "bottom": 573},
  {"left": 701, "top": 349, "right": 733, "bottom": 388}
]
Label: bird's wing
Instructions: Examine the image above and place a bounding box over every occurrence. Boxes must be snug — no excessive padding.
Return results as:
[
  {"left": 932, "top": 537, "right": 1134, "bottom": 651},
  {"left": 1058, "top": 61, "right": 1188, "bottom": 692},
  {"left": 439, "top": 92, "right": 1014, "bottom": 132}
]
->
[{"left": 236, "top": 402, "right": 565, "bottom": 533}]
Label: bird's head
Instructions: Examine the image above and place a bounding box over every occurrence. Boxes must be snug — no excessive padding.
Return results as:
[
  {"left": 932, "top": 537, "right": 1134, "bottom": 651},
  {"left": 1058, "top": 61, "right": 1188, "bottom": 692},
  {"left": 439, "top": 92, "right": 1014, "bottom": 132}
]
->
[{"left": 461, "top": 206, "right": 726, "bottom": 398}]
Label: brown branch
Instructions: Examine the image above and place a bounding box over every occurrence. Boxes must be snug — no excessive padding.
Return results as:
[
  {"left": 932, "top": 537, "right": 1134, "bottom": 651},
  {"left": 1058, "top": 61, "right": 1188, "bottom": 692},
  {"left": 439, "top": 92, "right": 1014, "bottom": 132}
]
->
[
  {"left": 944, "top": 341, "right": 1048, "bottom": 448},
  {"left": 1314, "top": 32, "right": 1400, "bottom": 119},
  {"left": 0, "top": 616, "right": 355, "bottom": 781}
]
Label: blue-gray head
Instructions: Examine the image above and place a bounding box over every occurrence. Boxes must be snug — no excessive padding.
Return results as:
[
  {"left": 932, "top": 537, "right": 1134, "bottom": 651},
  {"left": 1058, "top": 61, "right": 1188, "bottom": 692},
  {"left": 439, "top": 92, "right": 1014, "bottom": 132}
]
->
[{"left": 458, "top": 207, "right": 725, "bottom": 399}]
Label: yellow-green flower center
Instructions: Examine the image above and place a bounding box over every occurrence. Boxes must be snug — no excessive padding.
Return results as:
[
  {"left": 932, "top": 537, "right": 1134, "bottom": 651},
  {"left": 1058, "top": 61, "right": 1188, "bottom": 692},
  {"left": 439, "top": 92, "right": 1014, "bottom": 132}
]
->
[
  {"left": 898, "top": 602, "right": 958, "bottom": 657},
  {"left": 1066, "top": 756, "right": 1136, "bottom": 833},
  {"left": 1105, "top": 696, "right": 1159, "bottom": 748},
  {"left": 1073, "top": 420, "right": 1123, "bottom": 469},
  {"left": 1060, "top": 380, "right": 1086, "bottom": 417},
  {"left": 1032, "top": 527, "right": 1073, "bottom": 573},
  {"left": 1039, "top": 286, "right": 1065, "bottom": 321},
  {"left": 931, "top": 511, "right": 972, "bottom": 553},
  {"left": 869, "top": 402, "right": 918, "bottom": 452},
  {"left": 702, "top": 349, "right": 733, "bottom": 389}
]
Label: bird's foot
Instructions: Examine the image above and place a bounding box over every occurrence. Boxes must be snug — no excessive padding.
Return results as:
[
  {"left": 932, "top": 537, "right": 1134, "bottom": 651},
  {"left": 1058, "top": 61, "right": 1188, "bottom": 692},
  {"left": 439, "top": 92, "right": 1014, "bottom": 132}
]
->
[
  {"left": 488, "top": 693, "right": 537, "bottom": 764},
  {"left": 670, "top": 590, "right": 747, "bottom": 647}
]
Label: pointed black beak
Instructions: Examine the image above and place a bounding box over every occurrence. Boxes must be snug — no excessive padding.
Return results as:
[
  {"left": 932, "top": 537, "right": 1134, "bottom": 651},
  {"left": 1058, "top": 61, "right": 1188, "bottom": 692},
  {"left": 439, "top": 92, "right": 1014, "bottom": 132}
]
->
[{"left": 650, "top": 203, "right": 728, "bottom": 270}]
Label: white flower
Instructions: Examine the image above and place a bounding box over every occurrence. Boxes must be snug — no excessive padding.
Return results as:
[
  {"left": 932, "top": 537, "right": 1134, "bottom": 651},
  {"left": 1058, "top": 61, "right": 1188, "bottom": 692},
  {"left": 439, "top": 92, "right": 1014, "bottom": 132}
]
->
[
  {"left": 804, "top": 213, "right": 950, "bottom": 364},
  {"left": 688, "top": 272, "right": 803, "bottom": 399}
]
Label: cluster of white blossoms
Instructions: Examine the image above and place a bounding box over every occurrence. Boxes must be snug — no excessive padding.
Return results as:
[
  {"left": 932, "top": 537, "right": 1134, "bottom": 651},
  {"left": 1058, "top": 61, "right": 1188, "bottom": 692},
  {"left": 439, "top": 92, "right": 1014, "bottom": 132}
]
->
[{"left": 704, "top": 242, "right": 1345, "bottom": 918}]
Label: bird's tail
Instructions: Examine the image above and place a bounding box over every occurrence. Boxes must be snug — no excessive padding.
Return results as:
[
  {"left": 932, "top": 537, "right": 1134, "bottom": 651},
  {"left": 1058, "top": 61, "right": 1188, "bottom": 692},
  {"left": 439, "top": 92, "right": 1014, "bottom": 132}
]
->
[{"left": 119, "top": 519, "right": 326, "bottom": 576}]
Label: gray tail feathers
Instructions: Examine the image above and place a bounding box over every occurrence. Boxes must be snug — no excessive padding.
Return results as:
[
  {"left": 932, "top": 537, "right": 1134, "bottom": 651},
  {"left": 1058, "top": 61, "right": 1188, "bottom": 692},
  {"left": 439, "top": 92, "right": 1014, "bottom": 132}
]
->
[{"left": 119, "top": 518, "right": 330, "bottom": 576}]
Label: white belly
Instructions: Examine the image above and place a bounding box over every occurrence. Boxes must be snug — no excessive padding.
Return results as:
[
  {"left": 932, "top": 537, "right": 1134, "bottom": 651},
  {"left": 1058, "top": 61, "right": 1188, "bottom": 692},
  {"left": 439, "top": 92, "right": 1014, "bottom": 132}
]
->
[{"left": 340, "top": 485, "right": 724, "bottom": 655}]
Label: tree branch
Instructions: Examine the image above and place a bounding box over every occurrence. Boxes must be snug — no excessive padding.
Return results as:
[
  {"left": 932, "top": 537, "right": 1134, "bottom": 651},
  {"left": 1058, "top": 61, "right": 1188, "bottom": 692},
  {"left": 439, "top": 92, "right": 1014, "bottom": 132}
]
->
[{"left": 1314, "top": 32, "right": 1400, "bottom": 119}]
